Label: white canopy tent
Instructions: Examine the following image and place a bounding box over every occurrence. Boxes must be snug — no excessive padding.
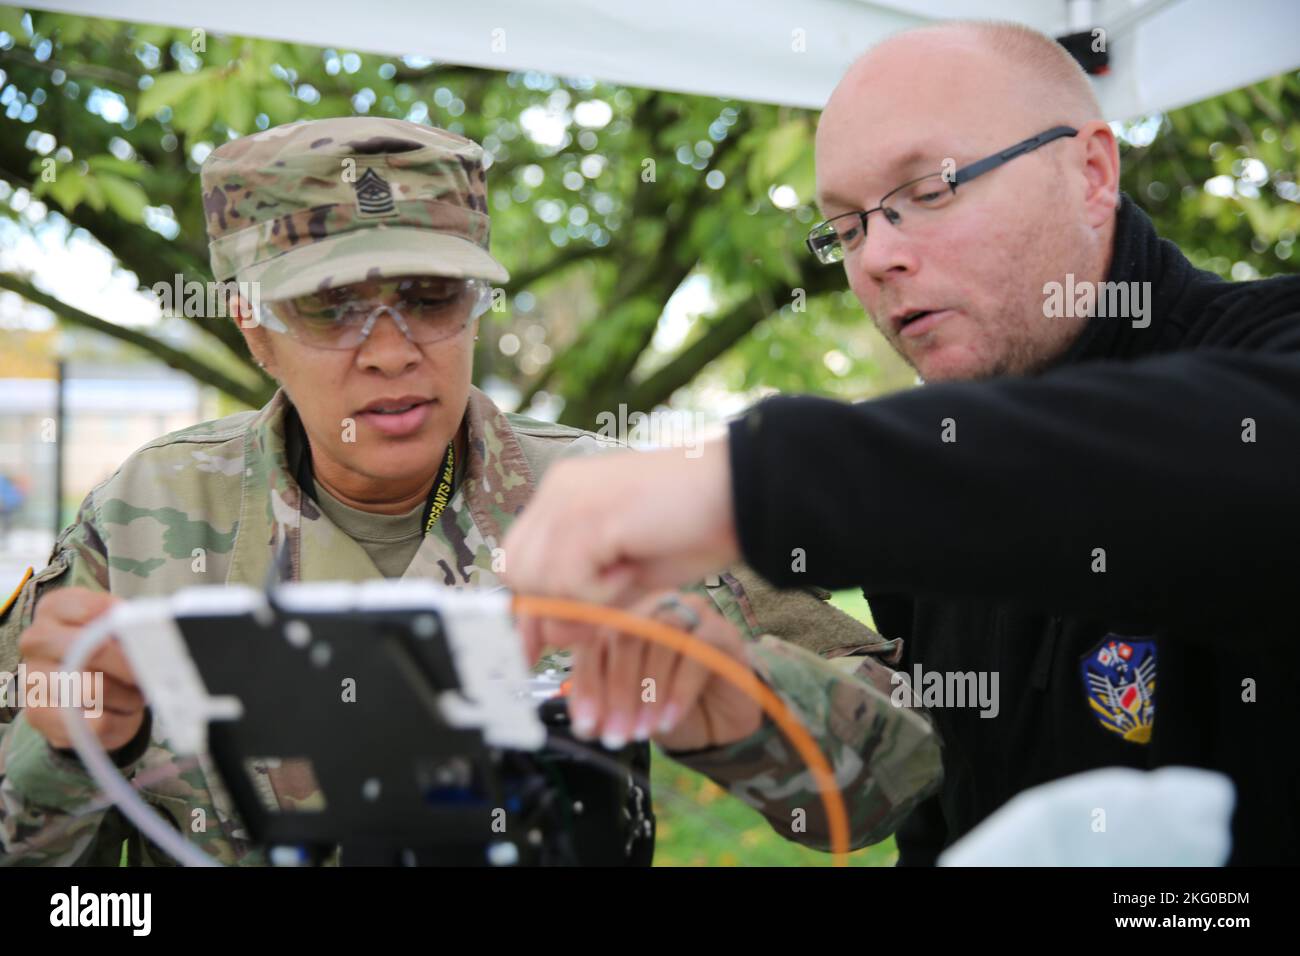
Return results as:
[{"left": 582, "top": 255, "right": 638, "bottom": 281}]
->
[{"left": 23, "top": 0, "right": 1300, "bottom": 121}]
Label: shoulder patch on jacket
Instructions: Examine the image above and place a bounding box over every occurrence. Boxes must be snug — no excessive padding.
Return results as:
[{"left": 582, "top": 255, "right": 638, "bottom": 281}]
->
[{"left": 1081, "top": 634, "right": 1156, "bottom": 745}]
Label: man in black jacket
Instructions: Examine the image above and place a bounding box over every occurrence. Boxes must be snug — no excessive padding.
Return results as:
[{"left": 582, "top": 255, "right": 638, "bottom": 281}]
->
[{"left": 502, "top": 21, "right": 1300, "bottom": 864}]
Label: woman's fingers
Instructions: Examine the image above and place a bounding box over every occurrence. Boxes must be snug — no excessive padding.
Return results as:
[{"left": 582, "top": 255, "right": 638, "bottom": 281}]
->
[
  {"left": 598, "top": 629, "right": 647, "bottom": 750},
  {"left": 538, "top": 590, "right": 757, "bottom": 751},
  {"left": 567, "top": 630, "right": 605, "bottom": 741},
  {"left": 638, "top": 632, "right": 681, "bottom": 742}
]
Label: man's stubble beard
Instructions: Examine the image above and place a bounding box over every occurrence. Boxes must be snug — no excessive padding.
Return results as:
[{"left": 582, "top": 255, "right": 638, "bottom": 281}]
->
[
  {"left": 879, "top": 302, "right": 1087, "bottom": 384},
  {"left": 949, "top": 234, "right": 1100, "bottom": 381},
  {"left": 984, "top": 305, "right": 1087, "bottom": 380}
]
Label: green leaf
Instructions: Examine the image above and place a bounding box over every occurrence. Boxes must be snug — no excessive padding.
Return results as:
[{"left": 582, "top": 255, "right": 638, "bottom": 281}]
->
[
  {"left": 686, "top": 205, "right": 724, "bottom": 252},
  {"left": 86, "top": 155, "right": 146, "bottom": 178},
  {"left": 783, "top": 148, "right": 817, "bottom": 204},
  {"left": 759, "top": 120, "right": 810, "bottom": 179},
  {"left": 257, "top": 85, "right": 299, "bottom": 123},
  {"left": 134, "top": 24, "right": 174, "bottom": 45},
  {"left": 249, "top": 39, "right": 278, "bottom": 75},
  {"left": 174, "top": 74, "right": 219, "bottom": 137},
  {"left": 136, "top": 70, "right": 206, "bottom": 120},
  {"left": 35, "top": 166, "right": 85, "bottom": 212},
  {"left": 79, "top": 176, "right": 106, "bottom": 213},
  {"left": 53, "top": 13, "right": 88, "bottom": 45},
  {"left": 96, "top": 173, "right": 149, "bottom": 222},
  {"left": 0, "top": 7, "right": 25, "bottom": 35},
  {"left": 749, "top": 119, "right": 811, "bottom": 197},
  {"left": 1224, "top": 89, "right": 1253, "bottom": 117},
  {"left": 222, "top": 74, "right": 254, "bottom": 135}
]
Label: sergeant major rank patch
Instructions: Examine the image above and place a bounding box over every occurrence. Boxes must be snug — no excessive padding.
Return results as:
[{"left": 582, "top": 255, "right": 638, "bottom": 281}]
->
[
  {"left": 353, "top": 167, "right": 397, "bottom": 217},
  {"left": 1081, "top": 635, "right": 1156, "bottom": 744}
]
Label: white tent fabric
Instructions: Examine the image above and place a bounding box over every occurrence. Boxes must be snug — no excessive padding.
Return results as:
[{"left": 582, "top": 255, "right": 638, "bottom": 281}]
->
[{"left": 25, "top": 0, "right": 1300, "bottom": 120}]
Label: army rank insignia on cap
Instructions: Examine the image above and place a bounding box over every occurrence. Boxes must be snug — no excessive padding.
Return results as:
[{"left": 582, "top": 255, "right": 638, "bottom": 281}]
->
[
  {"left": 1081, "top": 635, "right": 1156, "bottom": 744},
  {"left": 353, "top": 167, "right": 397, "bottom": 218}
]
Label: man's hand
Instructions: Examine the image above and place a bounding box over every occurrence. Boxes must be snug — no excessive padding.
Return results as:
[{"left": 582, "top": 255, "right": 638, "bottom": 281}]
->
[
  {"left": 530, "top": 592, "right": 762, "bottom": 753},
  {"left": 17, "top": 587, "right": 146, "bottom": 752},
  {"left": 503, "top": 441, "right": 740, "bottom": 606}
]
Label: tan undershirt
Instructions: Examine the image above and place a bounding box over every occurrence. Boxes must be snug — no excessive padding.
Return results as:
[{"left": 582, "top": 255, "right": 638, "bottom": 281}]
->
[
  {"left": 312, "top": 479, "right": 425, "bottom": 578},
  {"left": 287, "top": 403, "right": 463, "bottom": 578}
]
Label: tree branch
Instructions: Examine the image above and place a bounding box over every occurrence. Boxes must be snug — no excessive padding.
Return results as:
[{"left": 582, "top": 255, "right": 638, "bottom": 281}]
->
[
  {"left": 0, "top": 118, "right": 256, "bottom": 363},
  {"left": 0, "top": 47, "right": 140, "bottom": 88},
  {"left": 626, "top": 267, "right": 846, "bottom": 411},
  {"left": 590, "top": 102, "right": 751, "bottom": 336},
  {"left": 505, "top": 240, "right": 612, "bottom": 292},
  {"left": 0, "top": 271, "right": 274, "bottom": 408}
]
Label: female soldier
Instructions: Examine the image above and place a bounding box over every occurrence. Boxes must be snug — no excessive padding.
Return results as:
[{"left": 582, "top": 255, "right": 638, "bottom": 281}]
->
[{"left": 0, "top": 118, "right": 939, "bottom": 865}]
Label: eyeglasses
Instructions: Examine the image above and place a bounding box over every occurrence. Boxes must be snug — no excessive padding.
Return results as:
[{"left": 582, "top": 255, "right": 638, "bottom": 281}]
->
[
  {"left": 253, "top": 276, "right": 493, "bottom": 350},
  {"left": 806, "top": 126, "right": 1079, "bottom": 265}
]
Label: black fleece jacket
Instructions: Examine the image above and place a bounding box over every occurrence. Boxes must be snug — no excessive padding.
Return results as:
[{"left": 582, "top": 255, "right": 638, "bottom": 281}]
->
[{"left": 729, "top": 195, "right": 1300, "bottom": 865}]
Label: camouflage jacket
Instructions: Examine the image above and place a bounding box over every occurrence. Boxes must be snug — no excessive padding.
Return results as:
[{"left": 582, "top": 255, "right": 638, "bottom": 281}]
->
[{"left": 0, "top": 387, "right": 940, "bottom": 865}]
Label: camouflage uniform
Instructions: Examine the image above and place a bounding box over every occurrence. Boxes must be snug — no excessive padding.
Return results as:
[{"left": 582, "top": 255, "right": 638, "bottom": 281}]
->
[{"left": 0, "top": 117, "right": 941, "bottom": 865}]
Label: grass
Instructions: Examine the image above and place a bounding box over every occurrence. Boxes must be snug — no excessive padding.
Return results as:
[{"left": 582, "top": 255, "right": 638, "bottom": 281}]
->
[
  {"left": 649, "top": 754, "right": 897, "bottom": 866},
  {"left": 650, "top": 588, "right": 896, "bottom": 866}
]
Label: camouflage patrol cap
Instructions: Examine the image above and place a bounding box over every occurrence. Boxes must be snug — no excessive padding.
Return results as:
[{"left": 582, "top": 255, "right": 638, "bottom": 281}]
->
[{"left": 200, "top": 117, "right": 508, "bottom": 301}]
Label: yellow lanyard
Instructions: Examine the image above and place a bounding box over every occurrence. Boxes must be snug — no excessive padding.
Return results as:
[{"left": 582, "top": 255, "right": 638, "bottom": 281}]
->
[{"left": 421, "top": 441, "right": 456, "bottom": 536}]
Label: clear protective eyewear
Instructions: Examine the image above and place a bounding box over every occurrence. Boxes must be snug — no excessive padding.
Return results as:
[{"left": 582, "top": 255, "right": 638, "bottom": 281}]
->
[{"left": 253, "top": 276, "right": 494, "bottom": 350}]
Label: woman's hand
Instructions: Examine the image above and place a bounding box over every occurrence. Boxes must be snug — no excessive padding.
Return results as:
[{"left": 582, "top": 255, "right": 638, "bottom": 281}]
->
[
  {"left": 527, "top": 591, "right": 763, "bottom": 753},
  {"left": 17, "top": 587, "right": 145, "bottom": 752}
]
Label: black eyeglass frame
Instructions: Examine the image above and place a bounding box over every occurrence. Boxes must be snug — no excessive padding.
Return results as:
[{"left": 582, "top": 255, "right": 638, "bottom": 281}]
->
[{"left": 805, "top": 125, "right": 1079, "bottom": 263}]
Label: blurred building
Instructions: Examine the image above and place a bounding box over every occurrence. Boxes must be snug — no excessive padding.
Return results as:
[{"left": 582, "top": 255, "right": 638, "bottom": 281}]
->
[{"left": 0, "top": 364, "right": 217, "bottom": 588}]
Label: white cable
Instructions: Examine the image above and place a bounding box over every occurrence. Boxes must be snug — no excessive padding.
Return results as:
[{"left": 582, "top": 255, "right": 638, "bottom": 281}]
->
[{"left": 61, "top": 610, "right": 221, "bottom": 867}]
